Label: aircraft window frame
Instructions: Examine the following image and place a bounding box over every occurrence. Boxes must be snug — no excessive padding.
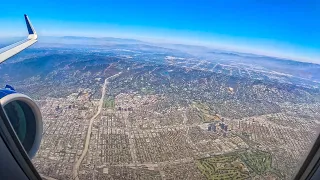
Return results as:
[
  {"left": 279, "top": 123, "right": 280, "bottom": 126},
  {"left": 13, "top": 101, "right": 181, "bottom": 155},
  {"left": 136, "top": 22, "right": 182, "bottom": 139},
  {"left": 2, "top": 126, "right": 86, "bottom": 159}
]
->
[
  {"left": 0, "top": 105, "right": 41, "bottom": 180},
  {"left": 294, "top": 133, "right": 320, "bottom": 180}
]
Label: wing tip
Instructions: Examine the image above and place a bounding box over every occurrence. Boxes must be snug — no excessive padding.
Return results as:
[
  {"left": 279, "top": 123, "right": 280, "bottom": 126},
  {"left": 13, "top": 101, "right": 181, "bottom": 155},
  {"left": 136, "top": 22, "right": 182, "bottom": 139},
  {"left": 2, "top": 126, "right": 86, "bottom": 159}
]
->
[{"left": 0, "top": 14, "right": 38, "bottom": 64}]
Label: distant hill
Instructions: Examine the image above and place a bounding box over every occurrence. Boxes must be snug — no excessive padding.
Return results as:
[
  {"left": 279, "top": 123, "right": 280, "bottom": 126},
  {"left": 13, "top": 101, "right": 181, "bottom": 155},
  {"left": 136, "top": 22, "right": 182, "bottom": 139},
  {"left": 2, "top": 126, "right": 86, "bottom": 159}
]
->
[
  {"left": 55, "top": 36, "right": 145, "bottom": 44},
  {"left": 0, "top": 37, "right": 25, "bottom": 48}
]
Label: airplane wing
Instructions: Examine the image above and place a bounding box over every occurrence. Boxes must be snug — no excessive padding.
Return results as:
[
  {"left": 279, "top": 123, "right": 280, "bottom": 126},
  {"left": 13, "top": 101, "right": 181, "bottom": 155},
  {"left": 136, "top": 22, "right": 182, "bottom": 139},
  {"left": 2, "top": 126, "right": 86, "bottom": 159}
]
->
[{"left": 0, "top": 14, "right": 38, "bottom": 64}]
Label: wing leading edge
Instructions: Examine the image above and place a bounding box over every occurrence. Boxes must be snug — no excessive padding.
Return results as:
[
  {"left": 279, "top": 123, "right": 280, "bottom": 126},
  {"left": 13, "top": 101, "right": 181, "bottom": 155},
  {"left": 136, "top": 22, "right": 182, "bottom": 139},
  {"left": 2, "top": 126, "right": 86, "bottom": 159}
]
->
[{"left": 0, "top": 14, "right": 38, "bottom": 64}]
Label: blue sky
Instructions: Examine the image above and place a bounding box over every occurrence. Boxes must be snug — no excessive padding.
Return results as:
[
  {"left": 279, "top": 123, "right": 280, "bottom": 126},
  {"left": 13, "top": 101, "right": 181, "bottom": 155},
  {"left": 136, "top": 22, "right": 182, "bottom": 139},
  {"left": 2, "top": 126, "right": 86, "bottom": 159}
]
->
[{"left": 1, "top": 0, "right": 319, "bottom": 63}]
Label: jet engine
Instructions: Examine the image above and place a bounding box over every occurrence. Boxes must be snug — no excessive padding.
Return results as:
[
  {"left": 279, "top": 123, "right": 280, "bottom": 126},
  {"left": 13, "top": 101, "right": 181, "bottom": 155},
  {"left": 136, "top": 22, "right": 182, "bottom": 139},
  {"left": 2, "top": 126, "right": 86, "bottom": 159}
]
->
[{"left": 0, "top": 85, "right": 42, "bottom": 159}]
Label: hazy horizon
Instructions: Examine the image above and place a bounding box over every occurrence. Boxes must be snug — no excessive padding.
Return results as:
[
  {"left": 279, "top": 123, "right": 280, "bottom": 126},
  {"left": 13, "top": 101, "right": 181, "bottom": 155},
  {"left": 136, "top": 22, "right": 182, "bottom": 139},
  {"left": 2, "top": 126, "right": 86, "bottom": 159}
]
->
[{"left": 1, "top": 34, "right": 320, "bottom": 65}]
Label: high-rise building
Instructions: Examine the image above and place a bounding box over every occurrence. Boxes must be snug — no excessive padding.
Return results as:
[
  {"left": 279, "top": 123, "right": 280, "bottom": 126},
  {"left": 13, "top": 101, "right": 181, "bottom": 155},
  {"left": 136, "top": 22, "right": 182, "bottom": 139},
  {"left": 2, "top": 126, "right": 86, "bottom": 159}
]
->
[
  {"left": 212, "top": 124, "right": 216, "bottom": 132},
  {"left": 220, "top": 123, "right": 225, "bottom": 130}
]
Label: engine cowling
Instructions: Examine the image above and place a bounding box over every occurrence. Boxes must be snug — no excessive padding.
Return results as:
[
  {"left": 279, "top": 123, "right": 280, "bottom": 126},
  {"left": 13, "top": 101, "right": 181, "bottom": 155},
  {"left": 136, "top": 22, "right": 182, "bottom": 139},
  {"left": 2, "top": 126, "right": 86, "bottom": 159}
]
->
[{"left": 0, "top": 85, "right": 43, "bottom": 159}]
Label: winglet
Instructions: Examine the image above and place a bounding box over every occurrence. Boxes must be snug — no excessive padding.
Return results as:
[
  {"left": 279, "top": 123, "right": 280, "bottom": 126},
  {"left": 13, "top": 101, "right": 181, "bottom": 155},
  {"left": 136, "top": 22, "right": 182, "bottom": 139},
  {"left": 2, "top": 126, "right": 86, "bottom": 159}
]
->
[{"left": 24, "top": 14, "right": 37, "bottom": 40}]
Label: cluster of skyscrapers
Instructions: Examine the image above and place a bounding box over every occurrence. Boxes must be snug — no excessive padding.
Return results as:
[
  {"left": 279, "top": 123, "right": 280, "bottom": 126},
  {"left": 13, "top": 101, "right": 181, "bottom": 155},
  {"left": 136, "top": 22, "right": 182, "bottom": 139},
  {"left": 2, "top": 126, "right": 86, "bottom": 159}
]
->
[{"left": 208, "top": 122, "right": 228, "bottom": 137}]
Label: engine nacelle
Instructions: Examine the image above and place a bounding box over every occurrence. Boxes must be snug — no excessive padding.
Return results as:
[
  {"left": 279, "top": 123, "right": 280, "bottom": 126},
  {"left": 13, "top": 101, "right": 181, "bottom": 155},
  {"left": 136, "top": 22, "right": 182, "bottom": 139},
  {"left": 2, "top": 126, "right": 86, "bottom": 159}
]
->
[{"left": 0, "top": 85, "right": 43, "bottom": 159}]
